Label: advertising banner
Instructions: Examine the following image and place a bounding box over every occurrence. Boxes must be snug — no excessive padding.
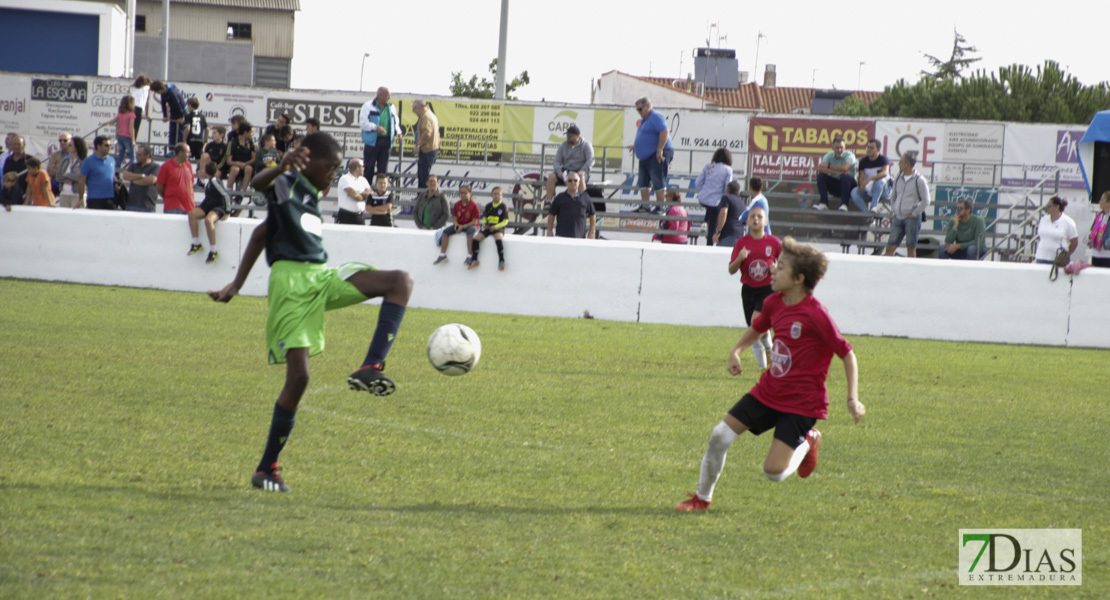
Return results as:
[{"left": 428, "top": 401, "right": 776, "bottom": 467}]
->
[
  {"left": 748, "top": 117, "right": 873, "bottom": 180},
  {"left": 875, "top": 120, "right": 1003, "bottom": 186},
  {"left": 1001, "top": 124, "right": 1087, "bottom": 191}
]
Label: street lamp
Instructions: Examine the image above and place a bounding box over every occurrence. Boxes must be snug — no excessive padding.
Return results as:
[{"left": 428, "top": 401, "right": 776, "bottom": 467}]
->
[
  {"left": 858, "top": 61, "right": 866, "bottom": 90},
  {"left": 359, "top": 53, "right": 370, "bottom": 92}
]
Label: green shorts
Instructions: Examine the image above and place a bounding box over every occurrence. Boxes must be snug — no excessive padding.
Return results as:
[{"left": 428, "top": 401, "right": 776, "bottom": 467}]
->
[{"left": 266, "top": 260, "right": 374, "bottom": 364}]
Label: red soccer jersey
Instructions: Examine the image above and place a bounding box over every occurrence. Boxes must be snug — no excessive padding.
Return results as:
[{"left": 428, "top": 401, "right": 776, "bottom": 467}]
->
[
  {"left": 749, "top": 293, "right": 852, "bottom": 419},
  {"left": 452, "top": 199, "right": 480, "bottom": 226},
  {"left": 731, "top": 234, "right": 781, "bottom": 288}
]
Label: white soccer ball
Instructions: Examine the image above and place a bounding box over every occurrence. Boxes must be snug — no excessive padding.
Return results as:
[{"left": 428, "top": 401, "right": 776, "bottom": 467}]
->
[{"left": 427, "top": 323, "right": 482, "bottom": 376}]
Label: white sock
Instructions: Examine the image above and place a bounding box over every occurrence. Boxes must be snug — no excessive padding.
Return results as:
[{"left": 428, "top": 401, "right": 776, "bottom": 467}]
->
[
  {"left": 696, "top": 421, "right": 739, "bottom": 501},
  {"left": 751, "top": 338, "right": 767, "bottom": 369},
  {"left": 764, "top": 440, "right": 809, "bottom": 482},
  {"left": 191, "top": 237, "right": 200, "bottom": 245},
  {"left": 209, "top": 245, "right": 217, "bottom": 253},
  {"left": 438, "top": 253, "right": 446, "bottom": 258}
]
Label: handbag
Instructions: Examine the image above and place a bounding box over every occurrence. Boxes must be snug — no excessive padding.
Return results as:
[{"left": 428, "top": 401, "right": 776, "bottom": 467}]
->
[{"left": 1048, "top": 248, "right": 1069, "bottom": 281}]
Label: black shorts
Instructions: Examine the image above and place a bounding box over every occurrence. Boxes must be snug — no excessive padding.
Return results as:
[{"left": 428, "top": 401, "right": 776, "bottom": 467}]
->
[
  {"left": 188, "top": 141, "right": 204, "bottom": 161},
  {"left": 741, "top": 284, "right": 774, "bottom": 325},
  {"left": 728, "top": 393, "right": 816, "bottom": 450},
  {"left": 335, "top": 208, "right": 365, "bottom": 225},
  {"left": 199, "top": 202, "right": 228, "bottom": 218}
]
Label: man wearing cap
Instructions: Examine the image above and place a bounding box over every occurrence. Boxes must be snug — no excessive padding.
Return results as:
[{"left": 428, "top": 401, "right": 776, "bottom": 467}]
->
[
  {"left": 544, "top": 125, "right": 594, "bottom": 203},
  {"left": 412, "top": 100, "right": 440, "bottom": 189}
]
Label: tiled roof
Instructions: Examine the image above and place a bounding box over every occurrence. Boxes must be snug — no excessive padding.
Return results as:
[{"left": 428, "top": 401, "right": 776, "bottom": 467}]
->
[{"left": 629, "top": 74, "right": 881, "bottom": 113}]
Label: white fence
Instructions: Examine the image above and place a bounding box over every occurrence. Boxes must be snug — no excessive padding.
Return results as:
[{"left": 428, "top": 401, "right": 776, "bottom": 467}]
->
[{"left": 1, "top": 207, "right": 1107, "bottom": 348}]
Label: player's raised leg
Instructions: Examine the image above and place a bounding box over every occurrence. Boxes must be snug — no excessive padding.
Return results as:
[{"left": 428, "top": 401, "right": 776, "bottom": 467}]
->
[
  {"left": 676, "top": 414, "right": 749, "bottom": 511},
  {"left": 345, "top": 268, "right": 413, "bottom": 396},
  {"left": 252, "top": 347, "right": 310, "bottom": 492}
]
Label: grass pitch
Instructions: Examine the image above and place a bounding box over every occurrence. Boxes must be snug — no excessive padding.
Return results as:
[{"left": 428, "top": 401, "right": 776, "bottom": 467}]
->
[{"left": 0, "top": 278, "right": 1105, "bottom": 599}]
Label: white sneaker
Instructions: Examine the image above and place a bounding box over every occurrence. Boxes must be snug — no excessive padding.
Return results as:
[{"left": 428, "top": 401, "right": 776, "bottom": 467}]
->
[
  {"left": 814, "top": 204, "right": 828, "bottom": 211},
  {"left": 837, "top": 205, "right": 847, "bottom": 211}
]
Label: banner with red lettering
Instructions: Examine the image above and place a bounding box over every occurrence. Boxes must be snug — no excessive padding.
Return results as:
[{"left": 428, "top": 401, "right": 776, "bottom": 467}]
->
[{"left": 748, "top": 117, "right": 874, "bottom": 180}]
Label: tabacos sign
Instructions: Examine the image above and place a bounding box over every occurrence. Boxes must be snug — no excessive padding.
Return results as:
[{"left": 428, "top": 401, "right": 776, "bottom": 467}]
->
[
  {"left": 748, "top": 117, "right": 874, "bottom": 179},
  {"left": 959, "top": 529, "right": 1081, "bottom": 586}
]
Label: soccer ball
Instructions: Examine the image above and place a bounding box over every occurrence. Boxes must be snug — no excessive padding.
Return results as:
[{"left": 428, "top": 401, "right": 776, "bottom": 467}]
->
[{"left": 427, "top": 324, "right": 482, "bottom": 376}]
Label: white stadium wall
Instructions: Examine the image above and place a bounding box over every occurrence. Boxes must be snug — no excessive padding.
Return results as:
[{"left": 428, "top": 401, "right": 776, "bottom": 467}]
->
[{"left": 1, "top": 208, "right": 1107, "bottom": 349}]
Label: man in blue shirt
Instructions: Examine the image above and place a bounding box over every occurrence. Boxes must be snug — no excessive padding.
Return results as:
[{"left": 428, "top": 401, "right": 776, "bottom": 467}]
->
[
  {"left": 629, "top": 97, "right": 674, "bottom": 212},
  {"left": 78, "top": 136, "right": 117, "bottom": 210}
]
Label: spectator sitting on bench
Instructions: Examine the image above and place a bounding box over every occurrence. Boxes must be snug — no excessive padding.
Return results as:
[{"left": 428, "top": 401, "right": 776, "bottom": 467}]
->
[
  {"left": 226, "top": 120, "right": 256, "bottom": 191},
  {"left": 814, "top": 137, "right": 857, "bottom": 211}
]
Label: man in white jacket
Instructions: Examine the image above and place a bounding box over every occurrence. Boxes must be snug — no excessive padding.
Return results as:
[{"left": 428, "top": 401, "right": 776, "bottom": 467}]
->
[{"left": 884, "top": 151, "right": 931, "bottom": 258}]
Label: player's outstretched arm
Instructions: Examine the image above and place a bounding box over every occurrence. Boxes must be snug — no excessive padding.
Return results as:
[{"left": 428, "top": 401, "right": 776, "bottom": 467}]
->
[
  {"left": 727, "top": 327, "right": 763, "bottom": 376},
  {"left": 252, "top": 147, "right": 309, "bottom": 192},
  {"left": 208, "top": 221, "right": 267, "bottom": 303},
  {"left": 841, "top": 350, "right": 865, "bottom": 423}
]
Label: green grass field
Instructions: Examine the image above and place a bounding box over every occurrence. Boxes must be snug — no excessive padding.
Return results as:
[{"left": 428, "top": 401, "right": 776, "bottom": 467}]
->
[{"left": 1, "top": 278, "right": 1105, "bottom": 599}]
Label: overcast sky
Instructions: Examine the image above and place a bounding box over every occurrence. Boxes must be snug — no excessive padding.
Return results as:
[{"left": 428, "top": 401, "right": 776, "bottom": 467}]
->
[{"left": 291, "top": 0, "right": 1106, "bottom": 105}]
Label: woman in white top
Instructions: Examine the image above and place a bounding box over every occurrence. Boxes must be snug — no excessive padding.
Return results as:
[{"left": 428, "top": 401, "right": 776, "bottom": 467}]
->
[
  {"left": 1087, "top": 191, "right": 1110, "bottom": 268},
  {"left": 1033, "top": 196, "right": 1078, "bottom": 264},
  {"left": 131, "top": 75, "right": 152, "bottom": 139},
  {"left": 694, "top": 147, "right": 733, "bottom": 244}
]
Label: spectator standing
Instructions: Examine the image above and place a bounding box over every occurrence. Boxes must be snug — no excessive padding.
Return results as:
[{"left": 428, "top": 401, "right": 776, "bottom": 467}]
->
[
  {"left": 366, "top": 174, "right": 394, "bottom": 228},
  {"left": 412, "top": 100, "right": 440, "bottom": 189},
  {"left": 157, "top": 142, "right": 196, "bottom": 216},
  {"left": 468, "top": 186, "right": 510, "bottom": 271},
  {"left": 884, "top": 151, "right": 931, "bottom": 258},
  {"left": 359, "top": 86, "right": 401, "bottom": 179},
  {"left": 1, "top": 172, "right": 20, "bottom": 210},
  {"left": 939, "top": 199, "right": 986, "bottom": 260},
  {"left": 122, "top": 144, "right": 160, "bottom": 213},
  {"left": 304, "top": 117, "right": 321, "bottom": 135},
  {"left": 3, "top": 134, "right": 27, "bottom": 194},
  {"left": 546, "top": 173, "right": 596, "bottom": 239},
  {"left": 412, "top": 174, "right": 449, "bottom": 230},
  {"left": 630, "top": 97, "right": 674, "bottom": 212},
  {"left": 814, "top": 137, "right": 857, "bottom": 211},
  {"left": 652, "top": 188, "right": 690, "bottom": 244},
  {"left": 714, "top": 181, "right": 747, "bottom": 248},
  {"left": 434, "top": 185, "right": 480, "bottom": 265},
  {"left": 185, "top": 97, "right": 208, "bottom": 162},
  {"left": 336, "top": 158, "right": 371, "bottom": 225},
  {"left": 131, "top": 75, "right": 152, "bottom": 138},
  {"left": 22, "top": 157, "right": 56, "bottom": 207},
  {"left": 47, "top": 132, "right": 71, "bottom": 196},
  {"left": 849, "top": 139, "right": 892, "bottom": 213},
  {"left": 56, "top": 137, "right": 87, "bottom": 208},
  {"left": 1033, "top": 196, "right": 1078, "bottom": 265},
  {"left": 101, "top": 95, "right": 137, "bottom": 167},
  {"left": 696, "top": 147, "right": 733, "bottom": 238},
  {"left": 1087, "top": 191, "right": 1110, "bottom": 268},
  {"left": 0, "top": 133, "right": 13, "bottom": 176},
  {"left": 737, "top": 176, "right": 772, "bottom": 236},
  {"left": 545, "top": 125, "right": 594, "bottom": 203},
  {"left": 150, "top": 80, "right": 187, "bottom": 146},
  {"left": 77, "top": 136, "right": 116, "bottom": 210}
]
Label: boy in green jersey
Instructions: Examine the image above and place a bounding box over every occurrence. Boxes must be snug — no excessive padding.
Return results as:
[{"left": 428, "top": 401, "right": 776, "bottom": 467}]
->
[{"left": 208, "top": 132, "right": 413, "bottom": 492}]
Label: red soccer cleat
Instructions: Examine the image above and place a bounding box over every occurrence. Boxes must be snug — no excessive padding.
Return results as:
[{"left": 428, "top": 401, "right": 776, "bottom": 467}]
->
[
  {"left": 798, "top": 429, "right": 822, "bottom": 478},
  {"left": 674, "top": 493, "right": 710, "bottom": 511}
]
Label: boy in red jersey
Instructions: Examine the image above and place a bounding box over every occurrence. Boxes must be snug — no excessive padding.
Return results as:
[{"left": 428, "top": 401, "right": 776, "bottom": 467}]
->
[
  {"left": 729, "top": 205, "right": 780, "bottom": 371},
  {"left": 677, "top": 236, "right": 865, "bottom": 511}
]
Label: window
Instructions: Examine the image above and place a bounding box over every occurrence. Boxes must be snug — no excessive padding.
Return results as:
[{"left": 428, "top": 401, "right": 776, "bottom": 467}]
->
[
  {"left": 227, "top": 22, "right": 252, "bottom": 40},
  {"left": 135, "top": 15, "right": 146, "bottom": 33}
]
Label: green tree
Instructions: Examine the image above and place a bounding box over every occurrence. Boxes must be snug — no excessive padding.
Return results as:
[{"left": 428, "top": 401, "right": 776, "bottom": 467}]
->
[
  {"left": 835, "top": 61, "right": 1110, "bottom": 124},
  {"left": 449, "top": 59, "right": 531, "bottom": 100},
  {"left": 922, "top": 28, "right": 981, "bottom": 80}
]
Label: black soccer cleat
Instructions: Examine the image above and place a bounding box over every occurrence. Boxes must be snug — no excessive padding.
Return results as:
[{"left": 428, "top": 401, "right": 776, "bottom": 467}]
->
[
  {"left": 251, "top": 462, "right": 290, "bottom": 492},
  {"left": 347, "top": 363, "right": 395, "bottom": 396}
]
